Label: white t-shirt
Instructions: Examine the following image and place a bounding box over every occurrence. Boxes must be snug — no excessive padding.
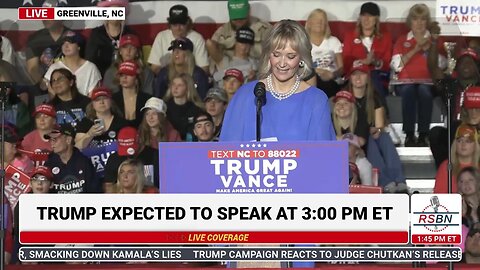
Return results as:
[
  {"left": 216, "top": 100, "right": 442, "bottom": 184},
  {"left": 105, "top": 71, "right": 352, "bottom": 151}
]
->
[
  {"left": 147, "top": 29, "right": 209, "bottom": 68},
  {"left": 311, "top": 36, "right": 342, "bottom": 72},
  {"left": 44, "top": 60, "right": 102, "bottom": 96},
  {"left": 1, "top": 35, "right": 15, "bottom": 65}
]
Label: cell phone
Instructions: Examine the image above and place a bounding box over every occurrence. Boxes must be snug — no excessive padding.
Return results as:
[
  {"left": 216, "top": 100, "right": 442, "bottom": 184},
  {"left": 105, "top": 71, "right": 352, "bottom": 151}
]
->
[{"left": 94, "top": 119, "right": 105, "bottom": 128}]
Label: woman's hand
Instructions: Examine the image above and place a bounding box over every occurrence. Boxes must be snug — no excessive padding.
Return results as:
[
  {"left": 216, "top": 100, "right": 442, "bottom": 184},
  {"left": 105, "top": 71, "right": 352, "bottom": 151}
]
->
[
  {"left": 315, "top": 68, "right": 335, "bottom": 81},
  {"left": 87, "top": 123, "right": 105, "bottom": 137},
  {"left": 370, "top": 127, "right": 382, "bottom": 140}
]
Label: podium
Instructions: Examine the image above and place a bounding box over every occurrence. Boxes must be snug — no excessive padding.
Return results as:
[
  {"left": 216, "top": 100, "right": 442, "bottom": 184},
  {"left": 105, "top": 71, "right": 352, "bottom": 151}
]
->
[{"left": 159, "top": 141, "right": 349, "bottom": 268}]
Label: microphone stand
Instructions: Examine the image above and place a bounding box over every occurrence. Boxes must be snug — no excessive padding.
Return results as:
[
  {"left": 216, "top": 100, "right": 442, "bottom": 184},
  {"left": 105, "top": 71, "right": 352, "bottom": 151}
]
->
[
  {"left": 256, "top": 98, "right": 262, "bottom": 142},
  {"left": 0, "top": 82, "right": 12, "bottom": 270}
]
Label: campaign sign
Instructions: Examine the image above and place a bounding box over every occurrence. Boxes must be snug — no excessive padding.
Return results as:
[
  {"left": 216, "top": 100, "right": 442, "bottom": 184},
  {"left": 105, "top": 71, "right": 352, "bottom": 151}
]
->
[
  {"left": 436, "top": 0, "right": 480, "bottom": 36},
  {"left": 4, "top": 165, "right": 31, "bottom": 209},
  {"left": 159, "top": 141, "right": 348, "bottom": 193},
  {"left": 81, "top": 142, "right": 117, "bottom": 179}
]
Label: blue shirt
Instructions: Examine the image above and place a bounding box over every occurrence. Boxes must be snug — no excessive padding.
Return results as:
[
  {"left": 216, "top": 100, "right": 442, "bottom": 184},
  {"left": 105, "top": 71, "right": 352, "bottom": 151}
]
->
[{"left": 220, "top": 81, "right": 336, "bottom": 142}]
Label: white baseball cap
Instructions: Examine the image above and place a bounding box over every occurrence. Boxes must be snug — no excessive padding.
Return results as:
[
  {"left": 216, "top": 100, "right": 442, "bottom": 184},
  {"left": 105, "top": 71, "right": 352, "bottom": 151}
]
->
[{"left": 140, "top": 97, "right": 167, "bottom": 115}]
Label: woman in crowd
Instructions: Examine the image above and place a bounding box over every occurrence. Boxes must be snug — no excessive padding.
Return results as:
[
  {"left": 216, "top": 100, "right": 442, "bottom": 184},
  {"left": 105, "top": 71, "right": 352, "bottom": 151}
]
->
[
  {"left": 153, "top": 38, "right": 210, "bottom": 99},
  {"left": 75, "top": 87, "right": 127, "bottom": 149},
  {"left": 48, "top": 68, "right": 90, "bottom": 127},
  {"left": 220, "top": 19, "right": 335, "bottom": 141},
  {"left": 139, "top": 97, "right": 182, "bottom": 149},
  {"left": 163, "top": 73, "right": 204, "bottom": 141},
  {"left": 434, "top": 124, "right": 480, "bottom": 193},
  {"left": 391, "top": 4, "right": 446, "bottom": 147},
  {"left": 44, "top": 31, "right": 101, "bottom": 96},
  {"left": 332, "top": 90, "right": 369, "bottom": 146},
  {"left": 112, "top": 61, "right": 152, "bottom": 127},
  {"left": 86, "top": 0, "right": 135, "bottom": 76},
  {"left": 115, "top": 159, "right": 158, "bottom": 193},
  {"left": 343, "top": 2, "right": 392, "bottom": 98},
  {"left": 457, "top": 167, "right": 480, "bottom": 228},
  {"left": 103, "top": 34, "right": 154, "bottom": 95},
  {"left": 305, "top": 8, "right": 343, "bottom": 98},
  {"left": 21, "top": 104, "right": 56, "bottom": 153},
  {"left": 346, "top": 63, "right": 405, "bottom": 188}
]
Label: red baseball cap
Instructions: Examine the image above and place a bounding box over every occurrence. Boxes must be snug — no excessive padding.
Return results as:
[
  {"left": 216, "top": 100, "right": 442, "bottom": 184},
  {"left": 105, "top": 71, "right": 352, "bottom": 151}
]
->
[
  {"left": 118, "top": 61, "right": 139, "bottom": 76},
  {"left": 333, "top": 90, "right": 356, "bottom": 103},
  {"left": 30, "top": 165, "right": 54, "bottom": 181},
  {"left": 349, "top": 62, "right": 370, "bottom": 77},
  {"left": 119, "top": 34, "right": 140, "bottom": 48},
  {"left": 117, "top": 126, "right": 138, "bottom": 156},
  {"left": 33, "top": 104, "right": 56, "bottom": 118},
  {"left": 463, "top": 86, "right": 480, "bottom": 109},
  {"left": 90, "top": 86, "right": 112, "bottom": 100},
  {"left": 458, "top": 48, "right": 479, "bottom": 62},
  {"left": 223, "top": 68, "right": 244, "bottom": 82}
]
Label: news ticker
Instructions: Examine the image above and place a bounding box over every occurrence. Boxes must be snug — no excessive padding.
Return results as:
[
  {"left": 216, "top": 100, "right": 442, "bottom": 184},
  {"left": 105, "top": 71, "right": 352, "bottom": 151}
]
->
[
  {"left": 18, "top": 7, "right": 125, "bottom": 20},
  {"left": 19, "top": 247, "right": 462, "bottom": 262},
  {"left": 19, "top": 194, "right": 461, "bottom": 245}
]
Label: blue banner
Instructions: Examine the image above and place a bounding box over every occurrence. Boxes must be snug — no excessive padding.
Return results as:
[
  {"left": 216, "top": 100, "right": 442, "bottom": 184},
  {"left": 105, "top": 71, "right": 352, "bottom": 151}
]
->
[{"left": 81, "top": 142, "right": 117, "bottom": 179}]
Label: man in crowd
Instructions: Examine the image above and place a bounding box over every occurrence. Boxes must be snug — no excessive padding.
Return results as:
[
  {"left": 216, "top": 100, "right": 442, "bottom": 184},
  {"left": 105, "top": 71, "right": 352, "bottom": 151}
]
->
[
  {"left": 44, "top": 124, "right": 101, "bottom": 193},
  {"left": 207, "top": 0, "right": 271, "bottom": 61},
  {"left": 148, "top": 4, "right": 209, "bottom": 74},
  {"left": 193, "top": 111, "right": 217, "bottom": 142},
  {"left": 204, "top": 87, "right": 228, "bottom": 138}
]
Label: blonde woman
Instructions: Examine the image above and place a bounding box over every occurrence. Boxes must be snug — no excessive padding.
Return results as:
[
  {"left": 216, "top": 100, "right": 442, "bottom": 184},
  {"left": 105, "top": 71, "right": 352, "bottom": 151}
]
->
[
  {"left": 391, "top": 4, "right": 446, "bottom": 147},
  {"left": 332, "top": 91, "right": 367, "bottom": 146},
  {"left": 115, "top": 159, "right": 158, "bottom": 193},
  {"left": 305, "top": 8, "right": 343, "bottom": 97},
  {"left": 435, "top": 124, "right": 480, "bottom": 193},
  {"left": 163, "top": 73, "right": 204, "bottom": 141},
  {"left": 153, "top": 38, "right": 210, "bottom": 99},
  {"left": 343, "top": 2, "right": 392, "bottom": 98}
]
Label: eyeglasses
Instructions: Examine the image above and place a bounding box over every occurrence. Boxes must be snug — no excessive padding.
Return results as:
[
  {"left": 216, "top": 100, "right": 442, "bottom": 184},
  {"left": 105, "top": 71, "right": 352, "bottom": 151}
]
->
[
  {"left": 50, "top": 76, "right": 68, "bottom": 84},
  {"left": 31, "top": 175, "right": 50, "bottom": 182}
]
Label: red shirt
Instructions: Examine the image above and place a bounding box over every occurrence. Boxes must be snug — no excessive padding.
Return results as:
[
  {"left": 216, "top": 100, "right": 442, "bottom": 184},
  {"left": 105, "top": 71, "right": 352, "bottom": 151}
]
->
[
  {"left": 392, "top": 32, "right": 442, "bottom": 83},
  {"left": 343, "top": 30, "right": 392, "bottom": 75},
  {"left": 21, "top": 130, "right": 52, "bottom": 153},
  {"left": 433, "top": 160, "right": 473, "bottom": 193}
]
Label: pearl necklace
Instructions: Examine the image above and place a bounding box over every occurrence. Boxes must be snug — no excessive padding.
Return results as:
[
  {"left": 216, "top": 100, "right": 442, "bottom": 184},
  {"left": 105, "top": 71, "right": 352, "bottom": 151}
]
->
[{"left": 266, "top": 74, "right": 301, "bottom": 100}]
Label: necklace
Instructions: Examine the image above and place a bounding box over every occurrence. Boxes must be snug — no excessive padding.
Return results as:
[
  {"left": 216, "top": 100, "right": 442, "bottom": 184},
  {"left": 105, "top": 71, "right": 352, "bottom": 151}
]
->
[{"left": 266, "top": 74, "right": 301, "bottom": 100}]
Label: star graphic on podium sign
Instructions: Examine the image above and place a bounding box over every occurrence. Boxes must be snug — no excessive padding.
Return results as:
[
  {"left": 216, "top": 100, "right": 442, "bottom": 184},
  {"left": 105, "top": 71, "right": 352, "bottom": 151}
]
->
[{"left": 22, "top": 0, "right": 34, "bottom": 6}]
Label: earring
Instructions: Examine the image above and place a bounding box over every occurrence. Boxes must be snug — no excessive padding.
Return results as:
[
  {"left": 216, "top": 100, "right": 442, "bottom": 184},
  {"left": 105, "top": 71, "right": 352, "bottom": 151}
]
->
[{"left": 299, "top": 60, "right": 305, "bottom": 68}]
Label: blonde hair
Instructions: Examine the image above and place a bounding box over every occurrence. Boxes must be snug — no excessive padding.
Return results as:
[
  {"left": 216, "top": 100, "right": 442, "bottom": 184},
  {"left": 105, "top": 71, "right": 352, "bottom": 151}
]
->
[
  {"left": 356, "top": 15, "right": 381, "bottom": 38},
  {"left": 163, "top": 73, "right": 204, "bottom": 109},
  {"left": 406, "top": 4, "right": 431, "bottom": 29},
  {"left": 451, "top": 138, "right": 480, "bottom": 177},
  {"left": 167, "top": 50, "right": 195, "bottom": 83},
  {"left": 332, "top": 99, "right": 358, "bottom": 136},
  {"left": 258, "top": 20, "right": 313, "bottom": 80},
  {"left": 305, "top": 9, "right": 331, "bottom": 38},
  {"left": 115, "top": 159, "right": 146, "bottom": 194}
]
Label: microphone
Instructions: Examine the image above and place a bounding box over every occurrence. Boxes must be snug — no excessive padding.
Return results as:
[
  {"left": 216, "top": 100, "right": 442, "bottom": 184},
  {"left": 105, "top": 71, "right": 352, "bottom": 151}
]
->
[
  {"left": 430, "top": 196, "right": 440, "bottom": 213},
  {"left": 254, "top": 82, "right": 266, "bottom": 106}
]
